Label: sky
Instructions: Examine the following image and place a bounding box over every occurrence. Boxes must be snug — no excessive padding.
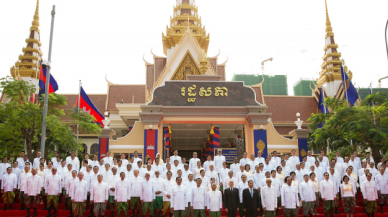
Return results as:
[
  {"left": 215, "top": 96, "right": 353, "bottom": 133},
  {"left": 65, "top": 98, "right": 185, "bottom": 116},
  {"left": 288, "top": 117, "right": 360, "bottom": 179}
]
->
[{"left": 1, "top": 0, "right": 388, "bottom": 96}]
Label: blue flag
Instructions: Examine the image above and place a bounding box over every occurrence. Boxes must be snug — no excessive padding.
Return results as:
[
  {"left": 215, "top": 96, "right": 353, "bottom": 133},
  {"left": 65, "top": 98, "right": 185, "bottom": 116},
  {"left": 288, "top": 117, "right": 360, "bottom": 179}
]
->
[
  {"left": 341, "top": 65, "right": 359, "bottom": 107},
  {"left": 317, "top": 88, "right": 328, "bottom": 128}
]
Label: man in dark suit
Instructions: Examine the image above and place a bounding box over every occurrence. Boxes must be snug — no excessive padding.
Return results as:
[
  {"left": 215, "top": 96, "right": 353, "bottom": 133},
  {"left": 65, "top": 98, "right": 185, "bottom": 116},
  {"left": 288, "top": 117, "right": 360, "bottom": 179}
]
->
[
  {"left": 243, "top": 180, "right": 260, "bottom": 217},
  {"left": 224, "top": 180, "right": 240, "bottom": 217}
]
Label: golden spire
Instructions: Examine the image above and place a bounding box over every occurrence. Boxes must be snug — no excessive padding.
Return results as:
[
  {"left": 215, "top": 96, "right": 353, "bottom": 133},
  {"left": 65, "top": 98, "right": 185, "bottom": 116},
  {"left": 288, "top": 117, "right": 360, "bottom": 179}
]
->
[
  {"left": 30, "top": 0, "right": 40, "bottom": 32},
  {"left": 324, "top": 0, "right": 333, "bottom": 38}
]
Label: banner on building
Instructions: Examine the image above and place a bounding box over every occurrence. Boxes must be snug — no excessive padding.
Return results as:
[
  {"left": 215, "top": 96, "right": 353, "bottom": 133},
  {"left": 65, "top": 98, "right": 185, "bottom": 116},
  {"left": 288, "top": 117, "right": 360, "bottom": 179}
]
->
[
  {"left": 253, "top": 129, "right": 268, "bottom": 158},
  {"left": 144, "top": 129, "right": 158, "bottom": 164}
]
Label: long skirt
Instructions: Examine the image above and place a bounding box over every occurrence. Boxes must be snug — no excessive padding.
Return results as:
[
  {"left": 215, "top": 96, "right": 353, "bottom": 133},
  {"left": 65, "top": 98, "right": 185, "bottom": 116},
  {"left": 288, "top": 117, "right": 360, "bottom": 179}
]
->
[
  {"left": 302, "top": 201, "right": 314, "bottom": 216},
  {"left": 365, "top": 201, "right": 378, "bottom": 214},
  {"left": 313, "top": 192, "right": 319, "bottom": 209},
  {"left": 343, "top": 197, "right": 356, "bottom": 214},
  {"left": 72, "top": 202, "right": 86, "bottom": 217},
  {"left": 2, "top": 191, "right": 15, "bottom": 204},
  {"left": 116, "top": 202, "right": 129, "bottom": 217}
]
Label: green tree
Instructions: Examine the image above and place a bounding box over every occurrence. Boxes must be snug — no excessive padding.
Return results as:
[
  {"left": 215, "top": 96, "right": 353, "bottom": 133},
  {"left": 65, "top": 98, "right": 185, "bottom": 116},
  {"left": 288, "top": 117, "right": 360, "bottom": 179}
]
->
[
  {"left": 308, "top": 92, "right": 388, "bottom": 163},
  {"left": 0, "top": 77, "right": 101, "bottom": 161}
]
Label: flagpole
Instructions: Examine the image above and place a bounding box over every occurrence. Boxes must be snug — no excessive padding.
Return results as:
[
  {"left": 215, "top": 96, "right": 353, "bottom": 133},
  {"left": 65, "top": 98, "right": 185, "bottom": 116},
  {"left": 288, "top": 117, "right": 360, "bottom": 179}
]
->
[
  {"left": 77, "top": 80, "right": 81, "bottom": 141},
  {"left": 40, "top": 5, "right": 56, "bottom": 156}
]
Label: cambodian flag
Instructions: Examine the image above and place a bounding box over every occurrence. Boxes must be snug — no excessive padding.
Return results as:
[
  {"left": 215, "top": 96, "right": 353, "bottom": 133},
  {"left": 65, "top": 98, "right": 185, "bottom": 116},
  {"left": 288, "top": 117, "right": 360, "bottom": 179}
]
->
[
  {"left": 75, "top": 87, "right": 104, "bottom": 126},
  {"left": 39, "top": 61, "right": 58, "bottom": 97}
]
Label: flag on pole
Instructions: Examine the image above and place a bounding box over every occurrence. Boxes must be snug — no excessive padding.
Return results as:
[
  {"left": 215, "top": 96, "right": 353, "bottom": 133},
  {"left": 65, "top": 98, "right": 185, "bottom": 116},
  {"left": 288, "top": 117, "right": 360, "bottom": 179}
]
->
[
  {"left": 318, "top": 87, "right": 328, "bottom": 128},
  {"left": 341, "top": 65, "right": 359, "bottom": 107},
  {"left": 213, "top": 127, "right": 220, "bottom": 148},
  {"left": 75, "top": 87, "right": 104, "bottom": 126},
  {"left": 39, "top": 61, "right": 58, "bottom": 97}
]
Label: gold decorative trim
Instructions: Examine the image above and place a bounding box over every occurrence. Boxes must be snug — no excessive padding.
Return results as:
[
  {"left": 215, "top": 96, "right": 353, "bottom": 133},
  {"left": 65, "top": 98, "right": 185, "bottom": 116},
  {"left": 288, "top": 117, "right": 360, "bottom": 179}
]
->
[{"left": 170, "top": 50, "right": 201, "bottom": 80}]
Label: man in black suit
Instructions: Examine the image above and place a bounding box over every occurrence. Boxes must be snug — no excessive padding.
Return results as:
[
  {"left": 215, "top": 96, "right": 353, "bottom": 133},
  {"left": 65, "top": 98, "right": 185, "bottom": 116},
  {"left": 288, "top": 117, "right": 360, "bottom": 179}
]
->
[
  {"left": 243, "top": 180, "right": 260, "bottom": 217},
  {"left": 223, "top": 180, "right": 240, "bottom": 217}
]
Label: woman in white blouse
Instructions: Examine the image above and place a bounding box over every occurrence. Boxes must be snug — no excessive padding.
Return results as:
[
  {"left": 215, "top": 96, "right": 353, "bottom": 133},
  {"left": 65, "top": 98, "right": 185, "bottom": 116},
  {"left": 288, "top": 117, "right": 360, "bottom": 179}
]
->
[
  {"left": 153, "top": 153, "right": 164, "bottom": 166},
  {"left": 309, "top": 172, "right": 320, "bottom": 215},
  {"left": 195, "top": 161, "right": 203, "bottom": 177},
  {"left": 37, "top": 163, "right": 45, "bottom": 205},
  {"left": 244, "top": 164, "right": 253, "bottom": 180},
  {"left": 276, "top": 166, "right": 285, "bottom": 185},
  {"left": 340, "top": 176, "right": 357, "bottom": 217}
]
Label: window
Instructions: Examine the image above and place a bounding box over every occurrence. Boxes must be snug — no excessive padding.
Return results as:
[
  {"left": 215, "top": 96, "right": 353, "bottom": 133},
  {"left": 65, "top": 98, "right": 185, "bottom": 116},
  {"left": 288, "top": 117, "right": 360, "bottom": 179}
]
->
[
  {"left": 82, "top": 144, "right": 87, "bottom": 154},
  {"left": 90, "top": 143, "right": 99, "bottom": 156}
]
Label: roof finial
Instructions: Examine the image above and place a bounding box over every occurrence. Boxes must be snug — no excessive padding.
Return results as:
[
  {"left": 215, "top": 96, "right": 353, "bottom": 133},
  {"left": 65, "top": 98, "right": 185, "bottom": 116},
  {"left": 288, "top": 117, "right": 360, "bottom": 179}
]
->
[
  {"left": 30, "top": 0, "right": 40, "bottom": 31},
  {"left": 325, "top": 0, "right": 333, "bottom": 38}
]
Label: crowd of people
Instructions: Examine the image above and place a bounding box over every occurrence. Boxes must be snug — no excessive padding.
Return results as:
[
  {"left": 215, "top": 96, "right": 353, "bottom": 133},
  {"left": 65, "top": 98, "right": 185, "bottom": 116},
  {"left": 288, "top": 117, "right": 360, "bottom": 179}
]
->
[{"left": 0, "top": 148, "right": 387, "bottom": 217}]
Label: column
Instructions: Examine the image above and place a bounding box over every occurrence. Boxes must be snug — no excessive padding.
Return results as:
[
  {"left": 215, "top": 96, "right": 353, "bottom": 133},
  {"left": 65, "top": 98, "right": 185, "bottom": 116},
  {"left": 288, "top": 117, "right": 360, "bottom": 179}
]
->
[
  {"left": 289, "top": 129, "right": 311, "bottom": 162},
  {"left": 246, "top": 106, "right": 272, "bottom": 158},
  {"left": 98, "top": 128, "right": 115, "bottom": 160}
]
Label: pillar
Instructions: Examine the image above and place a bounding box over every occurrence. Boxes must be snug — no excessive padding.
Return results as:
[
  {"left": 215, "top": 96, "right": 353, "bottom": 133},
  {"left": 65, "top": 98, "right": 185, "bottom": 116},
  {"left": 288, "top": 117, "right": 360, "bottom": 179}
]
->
[
  {"left": 289, "top": 129, "right": 311, "bottom": 162},
  {"left": 246, "top": 106, "right": 272, "bottom": 158},
  {"left": 98, "top": 128, "right": 115, "bottom": 160}
]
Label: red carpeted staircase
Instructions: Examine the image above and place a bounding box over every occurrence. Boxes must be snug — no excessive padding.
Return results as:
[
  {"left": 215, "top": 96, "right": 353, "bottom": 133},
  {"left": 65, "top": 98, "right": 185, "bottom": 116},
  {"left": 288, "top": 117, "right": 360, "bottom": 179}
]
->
[{"left": 1, "top": 192, "right": 387, "bottom": 217}]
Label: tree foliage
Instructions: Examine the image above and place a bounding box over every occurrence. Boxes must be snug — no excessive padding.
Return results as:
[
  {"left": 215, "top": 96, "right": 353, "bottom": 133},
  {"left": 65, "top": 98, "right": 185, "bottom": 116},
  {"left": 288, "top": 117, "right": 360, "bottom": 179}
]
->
[
  {"left": 308, "top": 92, "right": 388, "bottom": 163},
  {"left": 0, "top": 77, "right": 101, "bottom": 161}
]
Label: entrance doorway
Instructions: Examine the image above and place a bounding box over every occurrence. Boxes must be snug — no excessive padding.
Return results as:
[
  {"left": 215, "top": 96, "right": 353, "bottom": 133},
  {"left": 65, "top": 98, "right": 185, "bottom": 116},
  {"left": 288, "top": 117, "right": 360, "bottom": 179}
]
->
[{"left": 163, "top": 123, "right": 244, "bottom": 163}]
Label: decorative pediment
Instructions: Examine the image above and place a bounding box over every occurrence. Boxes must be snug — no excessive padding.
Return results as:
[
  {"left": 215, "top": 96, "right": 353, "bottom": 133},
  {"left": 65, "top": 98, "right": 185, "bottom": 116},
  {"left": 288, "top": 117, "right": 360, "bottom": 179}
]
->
[{"left": 170, "top": 50, "right": 201, "bottom": 80}]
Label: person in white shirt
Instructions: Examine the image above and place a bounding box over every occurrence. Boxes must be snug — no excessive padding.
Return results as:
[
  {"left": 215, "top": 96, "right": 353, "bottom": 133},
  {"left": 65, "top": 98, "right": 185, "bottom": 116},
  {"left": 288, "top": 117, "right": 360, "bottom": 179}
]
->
[
  {"left": 369, "top": 162, "right": 378, "bottom": 178},
  {"left": 153, "top": 171, "right": 164, "bottom": 217},
  {"left": 65, "top": 170, "right": 78, "bottom": 216},
  {"left": 18, "top": 164, "right": 32, "bottom": 211},
  {"left": 45, "top": 167, "right": 62, "bottom": 216},
  {"left": 183, "top": 174, "right": 195, "bottom": 217},
  {"left": 299, "top": 174, "right": 316, "bottom": 217},
  {"left": 218, "top": 162, "right": 230, "bottom": 187},
  {"left": 115, "top": 171, "right": 131, "bottom": 217},
  {"left": 25, "top": 168, "right": 42, "bottom": 217},
  {"left": 163, "top": 158, "right": 171, "bottom": 172},
  {"left": 119, "top": 154, "right": 128, "bottom": 168},
  {"left": 90, "top": 174, "right": 109, "bottom": 217},
  {"left": 335, "top": 151, "right": 344, "bottom": 164},
  {"left": 320, "top": 172, "right": 336, "bottom": 217},
  {"left": 261, "top": 178, "right": 277, "bottom": 217},
  {"left": 97, "top": 159, "right": 105, "bottom": 172},
  {"left": 171, "top": 176, "right": 188, "bottom": 217},
  {"left": 252, "top": 165, "right": 264, "bottom": 192},
  {"left": 270, "top": 170, "right": 281, "bottom": 215},
  {"left": 206, "top": 183, "right": 222, "bottom": 216},
  {"left": 309, "top": 173, "right": 320, "bottom": 215},
  {"left": 247, "top": 154, "right": 257, "bottom": 173},
  {"left": 88, "top": 166, "right": 100, "bottom": 216},
  {"left": 66, "top": 150, "right": 80, "bottom": 172},
  {"left": 361, "top": 173, "right": 378, "bottom": 216},
  {"left": 11, "top": 161, "right": 21, "bottom": 184},
  {"left": 100, "top": 163, "right": 113, "bottom": 183},
  {"left": 191, "top": 178, "right": 207, "bottom": 217},
  {"left": 205, "top": 164, "right": 219, "bottom": 185},
  {"left": 103, "top": 151, "right": 113, "bottom": 166},
  {"left": 359, "top": 168, "right": 369, "bottom": 188},
  {"left": 301, "top": 157, "right": 311, "bottom": 173},
  {"left": 189, "top": 152, "right": 200, "bottom": 175},
  {"left": 32, "top": 152, "right": 42, "bottom": 169},
  {"left": 230, "top": 157, "right": 240, "bottom": 179},
  {"left": 349, "top": 155, "right": 360, "bottom": 177},
  {"left": 107, "top": 167, "right": 120, "bottom": 217},
  {"left": 236, "top": 165, "right": 247, "bottom": 184},
  {"left": 328, "top": 168, "right": 341, "bottom": 214},
  {"left": 307, "top": 151, "right": 316, "bottom": 166},
  {"left": 182, "top": 164, "right": 193, "bottom": 180},
  {"left": 51, "top": 151, "right": 60, "bottom": 165},
  {"left": 130, "top": 169, "right": 143, "bottom": 216},
  {"left": 90, "top": 155, "right": 99, "bottom": 169},
  {"left": 281, "top": 176, "right": 300, "bottom": 217},
  {"left": 125, "top": 164, "right": 134, "bottom": 180},
  {"left": 80, "top": 160, "right": 88, "bottom": 174},
  {"left": 206, "top": 178, "right": 220, "bottom": 192},
  {"left": 170, "top": 150, "right": 182, "bottom": 165},
  {"left": 84, "top": 153, "right": 91, "bottom": 165},
  {"left": 16, "top": 151, "right": 27, "bottom": 170},
  {"left": 133, "top": 152, "right": 142, "bottom": 166},
  {"left": 255, "top": 151, "right": 265, "bottom": 166},
  {"left": 153, "top": 158, "right": 164, "bottom": 175},
  {"left": 362, "top": 152, "right": 375, "bottom": 163},
  {"left": 203, "top": 156, "right": 214, "bottom": 173},
  {"left": 237, "top": 174, "right": 249, "bottom": 217},
  {"left": 142, "top": 164, "right": 155, "bottom": 179},
  {"left": 213, "top": 149, "right": 226, "bottom": 172},
  {"left": 171, "top": 160, "right": 182, "bottom": 175},
  {"left": 271, "top": 151, "right": 281, "bottom": 168},
  {"left": 375, "top": 167, "right": 388, "bottom": 214},
  {"left": 263, "top": 158, "right": 274, "bottom": 173},
  {"left": 180, "top": 158, "right": 187, "bottom": 169},
  {"left": 340, "top": 175, "right": 356, "bottom": 217},
  {"left": 289, "top": 150, "right": 300, "bottom": 171},
  {"left": 62, "top": 163, "right": 73, "bottom": 208},
  {"left": 162, "top": 171, "right": 175, "bottom": 217},
  {"left": 70, "top": 172, "right": 88, "bottom": 217},
  {"left": 239, "top": 152, "right": 249, "bottom": 166},
  {"left": 224, "top": 170, "right": 238, "bottom": 192},
  {"left": 141, "top": 172, "right": 156, "bottom": 216},
  {"left": 52, "top": 156, "right": 62, "bottom": 169},
  {"left": 116, "top": 160, "right": 126, "bottom": 174},
  {"left": 1, "top": 167, "right": 17, "bottom": 210}
]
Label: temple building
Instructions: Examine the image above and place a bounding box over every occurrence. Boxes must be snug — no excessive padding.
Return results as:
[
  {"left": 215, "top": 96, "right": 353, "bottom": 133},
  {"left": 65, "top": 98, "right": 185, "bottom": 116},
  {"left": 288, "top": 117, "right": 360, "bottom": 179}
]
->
[{"left": 5, "top": 0, "right": 362, "bottom": 161}]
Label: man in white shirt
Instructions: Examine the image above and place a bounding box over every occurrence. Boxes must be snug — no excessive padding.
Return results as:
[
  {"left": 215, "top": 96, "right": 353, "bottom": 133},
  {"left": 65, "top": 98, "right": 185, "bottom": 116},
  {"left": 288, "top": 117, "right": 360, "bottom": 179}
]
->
[
  {"left": 51, "top": 151, "right": 60, "bottom": 165},
  {"left": 236, "top": 165, "right": 247, "bottom": 184},
  {"left": 252, "top": 165, "right": 264, "bottom": 192},
  {"left": 1, "top": 167, "right": 17, "bottom": 210},
  {"left": 125, "top": 164, "right": 134, "bottom": 180},
  {"left": 335, "top": 151, "right": 344, "bottom": 164},
  {"left": 171, "top": 177, "right": 187, "bottom": 217},
  {"left": 247, "top": 154, "right": 257, "bottom": 172},
  {"left": 318, "top": 156, "right": 328, "bottom": 172},
  {"left": 70, "top": 172, "right": 88, "bottom": 217},
  {"left": 219, "top": 162, "right": 230, "bottom": 187},
  {"left": 263, "top": 158, "right": 274, "bottom": 173},
  {"left": 214, "top": 149, "right": 226, "bottom": 172},
  {"left": 52, "top": 156, "right": 62, "bottom": 169},
  {"left": 90, "top": 174, "right": 109, "bottom": 217},
  {"left": 32, "top": 152, "right": 42, "bottom": 169},
  {"left": 205, "top": 164, "right": 219, "bottom": 185},
  {"left": 306, "top": 151, "right": 316, "bottom": 166},
  {"left": 299, "top": 174, "right": 316, "bottom": 217},
  {"left": 116, "top": 160, "right": 126, "bottom": 174},
  {"left": 153, "top": 171, "right": 164, "bottom": 217},
  {"left": 230, "top": 157, "right": 240, "bottom": 179},
  {"left": 133, "top": 152, "right": 142, "bottom": 166},
  {"left": 206, "top": 183, "right": 222, "bottom": 216},
  {"left": 130, "top": 169, "right": 143, "bottom": 217},
  {"left": 281, "top": 176, "right": 300, "bottom": 217},
  {"left": 281, "top": 160, "right": 291, "bottom": 177},
  {"left": 153, "top": 158, "right": 164, "bottom": 175},
  {"left": 66, "top": 150, "right": 80, "bottom": 172},
  {"left": 224, "top": 171, "right": 238, "bottom": 192},
  {"left": 191, "top": 178, "right": 207, "bottom": 217},
  {"left": 261, "top": 178, "right": 277, "bottom": 217},
  {"left": 18, "top": 164, "right": 32, "bottom": 211},
  {"left": 45, "top": 167, "right": 62, "bottom": 216},
  {"left": 80, "top": 160, "right": 88, "bottom": 174},
  {"left": 65, "top": 170, "right": 78, "bottom": 216},
  {"left": 103, "top": 151, "right": 113, "bottom": 166},
  {"left": 119, "top": 153, "right": 128, "bottom": 168},
  {"left": 301, "top": 157, "right": 311, "bottom": 173},
  {"left": 289, "top": 150, "right": 300, "bottom": 171},
  {"left": 141, "top": 172, "right": 156, "bottom": 217},
  {"left": 237, "top": 174, "right": 249, "bottom": 217},
  {"left": 255, "top": 151, "right": 265, "bottom": 166},
  {"left": 25, "top": 168, "right": 42, "bottom": 217},
  {"left": 239, "top": 152, "right": 249, "bottom": 166},
  {"left": 90, "top": 155, "right": 99, "bottom": 169},
  {"left": 203, "top": 156, "right": 214, "bottom": 173},
  {"left": 189, "top": 152, "right": 200, "bottom": 175},
  {"left": 16, "top": 151, "right": 27, "bottom": 170},
  {"left": 363, "top": 152, "right": 375, "bottom": 163},
  {"left": 108, "top": 167, "right": 120, "bottom": 217},
  {"left": 350, "top": 155, "right": 360, "bottom": 177},
  {"left": 182, "top": 164, "right": 193, "bottom": 182},
  {"left": 320, "top": 172, "right": 336, "bottom": 217},
  {"left": 183, "top": 174, "right": 196, "bottom": 217},
  {"left": 88, "top": 166, "right": 100, "bottom": 217},
  {"left": 353, "top": 151, "right": 362, "bottom": 169},
  {"left": 171, "top": 160, "right": 182, "bottom": 175},
  {"left": 361, "top": 173, "right": 378, "bottom": 216},
  {"left": 100, "top": 164, "right": 113, "bottom": 182},
  {"left": 375, "top": 167, "right": 388, "bottom": 213},
  {"left": 115, "top": 171, "right": 130, "bottom": 217},
  {"left": 162, "top": 171, "right": 175, "bottom": 217},
  {"left": 170, "top": 150, "right": 182, "bottom": 165},
  {"left": 271, "top": 151, "right": 281, "bottom": 168},
  {"left": 11, "top": 161, "right": 21, "bottom": 184}
]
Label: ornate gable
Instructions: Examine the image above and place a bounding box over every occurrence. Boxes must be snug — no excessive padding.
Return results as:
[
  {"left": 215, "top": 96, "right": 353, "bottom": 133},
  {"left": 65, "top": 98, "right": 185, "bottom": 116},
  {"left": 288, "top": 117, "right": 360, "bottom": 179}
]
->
[{"left": 170, "top": 50, "right": 201, "bottom": 80}]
